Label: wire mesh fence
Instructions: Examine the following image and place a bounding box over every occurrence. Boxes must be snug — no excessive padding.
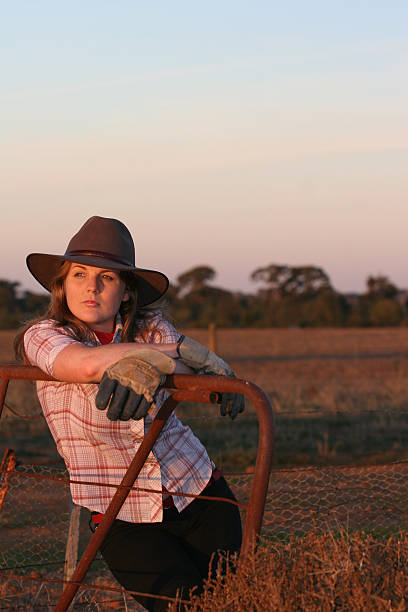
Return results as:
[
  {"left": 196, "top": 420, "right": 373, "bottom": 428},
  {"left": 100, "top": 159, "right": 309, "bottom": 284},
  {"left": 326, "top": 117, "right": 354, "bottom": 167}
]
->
[
  {"left": 0, "top": 463, "right": 70, "bottom": 574},
  {"left": 227, "top": 461, "right": 408, "bottom": 540},
  {"left": 263, "top": 461, "right": 408, "bottom": 538},
  {"left": 2, "top": 460, "right": 408, "bottom": 609},
  {"left": 0, "top": 463, "right": 146, "bottom": 610}
]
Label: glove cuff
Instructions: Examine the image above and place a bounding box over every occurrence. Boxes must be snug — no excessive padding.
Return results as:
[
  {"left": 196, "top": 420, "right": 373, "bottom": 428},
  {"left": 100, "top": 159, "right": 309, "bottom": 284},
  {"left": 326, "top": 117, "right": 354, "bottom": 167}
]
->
[
  {"left": 121, "top": 348, "right": 176, "bottom": 375},
  {"left": 175, "top": 335, "right": 186, "bottom": 359}
]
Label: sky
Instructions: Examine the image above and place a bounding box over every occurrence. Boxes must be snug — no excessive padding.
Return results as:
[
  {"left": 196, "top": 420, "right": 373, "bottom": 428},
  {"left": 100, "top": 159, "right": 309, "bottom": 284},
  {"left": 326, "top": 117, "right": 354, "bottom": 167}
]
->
[{"left": 1, "top": 1, "right": 407, "bottom": 296}]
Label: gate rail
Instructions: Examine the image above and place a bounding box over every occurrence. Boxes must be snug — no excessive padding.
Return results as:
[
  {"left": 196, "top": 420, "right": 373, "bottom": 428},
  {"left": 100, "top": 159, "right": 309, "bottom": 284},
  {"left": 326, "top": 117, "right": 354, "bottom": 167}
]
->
[{"left": 0, "top": 365, "right": 274, "bottom": 611}]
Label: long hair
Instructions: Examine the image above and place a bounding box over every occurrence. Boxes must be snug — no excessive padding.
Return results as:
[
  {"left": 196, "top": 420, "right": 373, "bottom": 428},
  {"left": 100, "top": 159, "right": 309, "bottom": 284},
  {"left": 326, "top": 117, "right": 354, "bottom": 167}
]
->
[{"left": 14, "top": 261, "right": 163, "bottom": 363}]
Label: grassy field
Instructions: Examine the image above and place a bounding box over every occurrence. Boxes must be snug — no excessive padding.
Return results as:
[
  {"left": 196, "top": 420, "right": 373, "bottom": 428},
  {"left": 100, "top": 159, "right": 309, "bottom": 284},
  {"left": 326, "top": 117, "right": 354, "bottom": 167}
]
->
[
  {"left": 179, "top": 328, "right": 408, "bottom": 470},
  {"left": 1, "top": 327, "right": 408, "bottom": 468}
]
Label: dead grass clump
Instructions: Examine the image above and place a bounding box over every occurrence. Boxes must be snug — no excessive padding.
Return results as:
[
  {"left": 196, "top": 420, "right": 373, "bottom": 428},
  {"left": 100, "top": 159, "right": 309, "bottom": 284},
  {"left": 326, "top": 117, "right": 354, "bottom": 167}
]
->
[{"left": 171, "top": 531, "right": 408, "bottom": 611}]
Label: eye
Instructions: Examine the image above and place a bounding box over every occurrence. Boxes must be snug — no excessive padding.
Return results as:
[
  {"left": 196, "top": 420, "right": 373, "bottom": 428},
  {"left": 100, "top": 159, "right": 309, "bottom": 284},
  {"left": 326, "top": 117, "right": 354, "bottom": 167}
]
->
[
  {"left": 102, "top": 274, "right": 115, "bottom": 281},
  {"left": 73, "top": 271, "right": 85, "bottom": 278}
]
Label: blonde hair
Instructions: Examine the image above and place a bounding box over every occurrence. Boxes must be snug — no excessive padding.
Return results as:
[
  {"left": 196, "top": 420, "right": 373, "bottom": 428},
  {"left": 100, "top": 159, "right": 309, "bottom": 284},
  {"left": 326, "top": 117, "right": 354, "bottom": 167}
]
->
[{"left": 14, "top": 260, "right": 163, "bottom": 363}]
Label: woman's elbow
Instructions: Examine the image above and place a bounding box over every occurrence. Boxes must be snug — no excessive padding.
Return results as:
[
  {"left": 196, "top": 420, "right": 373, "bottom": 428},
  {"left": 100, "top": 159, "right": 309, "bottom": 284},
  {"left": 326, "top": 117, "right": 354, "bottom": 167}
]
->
[
  {"left": 80, "top": 360, "right": 101, "bottom": 382},
  {"left": 54, "top": 351, "right": 101, "bottom": 383}
]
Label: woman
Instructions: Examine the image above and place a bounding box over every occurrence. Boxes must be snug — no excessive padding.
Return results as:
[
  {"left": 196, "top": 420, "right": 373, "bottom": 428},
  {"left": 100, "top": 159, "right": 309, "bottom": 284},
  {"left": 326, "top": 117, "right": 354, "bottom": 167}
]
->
[{"left": 15, "top": 215, "right": 243, "bottom": 610}]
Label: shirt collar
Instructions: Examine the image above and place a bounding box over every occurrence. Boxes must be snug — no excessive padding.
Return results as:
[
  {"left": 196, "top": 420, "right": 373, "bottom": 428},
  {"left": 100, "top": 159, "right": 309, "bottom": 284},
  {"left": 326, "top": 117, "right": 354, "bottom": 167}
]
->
[
  {"left": 113, "top": 313, "right": 123, "bottom": 342},
  {"left": 91, "top": 314, "right": 123, "bottom": 346}
]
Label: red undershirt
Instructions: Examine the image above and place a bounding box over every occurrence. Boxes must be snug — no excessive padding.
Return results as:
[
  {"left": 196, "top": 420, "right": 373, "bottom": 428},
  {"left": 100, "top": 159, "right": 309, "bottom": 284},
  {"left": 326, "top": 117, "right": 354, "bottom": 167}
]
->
[{"left": 94, "top": 330, "right": 114, "bottom": 345}]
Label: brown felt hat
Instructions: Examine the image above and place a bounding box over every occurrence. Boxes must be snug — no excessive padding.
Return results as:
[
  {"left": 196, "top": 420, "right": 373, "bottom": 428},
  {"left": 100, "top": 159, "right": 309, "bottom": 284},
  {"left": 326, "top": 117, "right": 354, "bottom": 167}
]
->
[{"left": 26, "top": 216, "right": 169, "bottom": 307}]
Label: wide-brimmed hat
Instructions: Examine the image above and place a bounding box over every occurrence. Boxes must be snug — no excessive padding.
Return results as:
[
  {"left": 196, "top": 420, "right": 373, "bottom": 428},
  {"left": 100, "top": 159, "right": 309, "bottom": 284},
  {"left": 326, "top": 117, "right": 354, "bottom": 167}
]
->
[{"left": 26, "top": 216, "right": 169, "bottom": 307}]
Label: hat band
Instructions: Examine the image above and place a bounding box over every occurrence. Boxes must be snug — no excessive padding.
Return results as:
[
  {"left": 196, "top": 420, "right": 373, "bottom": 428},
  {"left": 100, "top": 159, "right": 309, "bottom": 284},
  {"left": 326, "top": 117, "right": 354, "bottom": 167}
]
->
[{"left": 66, "top": 250, "right": 133, "bottom": 267}]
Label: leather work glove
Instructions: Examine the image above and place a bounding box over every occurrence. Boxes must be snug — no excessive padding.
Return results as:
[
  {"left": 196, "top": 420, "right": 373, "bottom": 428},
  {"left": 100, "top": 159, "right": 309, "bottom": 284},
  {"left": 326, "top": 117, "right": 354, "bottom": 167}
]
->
[
  {"left": 95, "top": 349, "right": 175, "bottom": 421},
  {"left": 176, "top": 335, "right": 245, "bottom": 420}
]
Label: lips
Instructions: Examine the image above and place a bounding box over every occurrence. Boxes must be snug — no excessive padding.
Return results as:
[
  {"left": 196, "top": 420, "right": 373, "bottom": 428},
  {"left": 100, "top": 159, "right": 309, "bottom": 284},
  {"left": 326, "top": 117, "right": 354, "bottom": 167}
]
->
[{"left": 83, "top": 300, "right": 99, "bottom": 306}]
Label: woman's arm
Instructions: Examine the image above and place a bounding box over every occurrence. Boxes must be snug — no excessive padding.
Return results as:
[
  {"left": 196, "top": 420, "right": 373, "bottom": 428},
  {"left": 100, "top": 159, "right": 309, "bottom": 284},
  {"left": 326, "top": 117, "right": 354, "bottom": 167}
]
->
[{"left": 53, "top": 342, "right": 191, "bottom": 383}]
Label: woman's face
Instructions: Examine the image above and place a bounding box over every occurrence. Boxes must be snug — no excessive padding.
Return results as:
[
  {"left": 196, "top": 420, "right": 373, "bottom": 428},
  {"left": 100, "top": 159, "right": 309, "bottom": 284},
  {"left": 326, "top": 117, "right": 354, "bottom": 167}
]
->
[{"left": 64, "top": 263, "right": 128, "bottom": 332}]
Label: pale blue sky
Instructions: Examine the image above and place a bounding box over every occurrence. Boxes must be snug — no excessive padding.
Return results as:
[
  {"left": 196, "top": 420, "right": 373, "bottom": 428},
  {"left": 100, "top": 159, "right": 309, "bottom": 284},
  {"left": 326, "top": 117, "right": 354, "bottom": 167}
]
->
[{"left": 1, "top": 1, "right": 407, "bottom": 295}]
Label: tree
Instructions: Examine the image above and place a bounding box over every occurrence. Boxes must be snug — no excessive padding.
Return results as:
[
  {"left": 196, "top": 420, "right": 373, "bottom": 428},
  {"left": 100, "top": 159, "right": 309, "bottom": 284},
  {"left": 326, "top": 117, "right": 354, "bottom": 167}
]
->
[
  {"left": 299, "top": 290, "right": 348, "bottom": 327},
  {"left": 251, "top": 264, "right": 332, "bottom": 300},
  {"left": 0, "top": 280, "right": 49, "bottom": 329},
  {"left": 0, "top": 280, "right": 22, "bottom": 328},
  {"left": 176, "top": 266, "right": 216, "bottom": 295},
  {"left": 168, "top": 265, "right": 252, "bottom": 327},
  {"left": 369, "top": 299, "right": 403, "bottom": 326},
  {"left": 366, "top": 275, "right": 398, "bottom": 299},
  {"left": 19, "top": 291, "right": 49, "bottom": 316}
]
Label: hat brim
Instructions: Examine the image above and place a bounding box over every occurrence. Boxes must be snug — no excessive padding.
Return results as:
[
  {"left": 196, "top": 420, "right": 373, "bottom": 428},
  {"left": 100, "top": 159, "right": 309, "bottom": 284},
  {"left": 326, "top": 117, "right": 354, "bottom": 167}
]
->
[{"left": 26, "top": 253, "right": 169, "bottom": 307}]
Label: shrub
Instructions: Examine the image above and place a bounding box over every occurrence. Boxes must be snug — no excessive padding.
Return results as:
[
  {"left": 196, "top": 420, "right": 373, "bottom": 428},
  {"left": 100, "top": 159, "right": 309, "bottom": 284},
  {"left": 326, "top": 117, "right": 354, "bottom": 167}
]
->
[{"left": 170, "top": 531, "right": 408, "bottom": 611}]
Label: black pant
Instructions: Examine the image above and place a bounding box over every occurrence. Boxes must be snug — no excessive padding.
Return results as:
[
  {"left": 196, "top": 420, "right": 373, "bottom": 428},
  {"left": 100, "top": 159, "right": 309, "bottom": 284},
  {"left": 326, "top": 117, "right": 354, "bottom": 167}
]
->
[{"left": 97, "top": 477, "right": 242, "bottom": 611}]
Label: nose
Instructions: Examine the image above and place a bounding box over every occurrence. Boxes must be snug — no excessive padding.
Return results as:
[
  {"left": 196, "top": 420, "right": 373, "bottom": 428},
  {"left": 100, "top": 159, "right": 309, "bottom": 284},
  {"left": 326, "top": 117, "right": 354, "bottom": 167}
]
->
[{"left": 87, "top": 275, "right": 101, "bottom": 293}]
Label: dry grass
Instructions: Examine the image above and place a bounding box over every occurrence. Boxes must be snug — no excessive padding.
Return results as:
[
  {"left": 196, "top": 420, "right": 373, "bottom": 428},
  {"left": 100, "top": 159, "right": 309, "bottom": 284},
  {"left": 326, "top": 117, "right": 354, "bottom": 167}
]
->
[
  {"left": 0, "top": 572, "right": 144, "bottom": 610},
  {"left": 2, "top": 327, "right": 408, "bottom": 467},
  {"left": 185, "top": 327, "right": 408, "bottom": 356},
  {"left": 183, "top": 327, "right": 408, "bottom": 413},
  {"left": 3, "top": 327, "right": 408, "bottom": 412},
  {"left": 170, "top": 531, "right": 408, "bottom": 611},
  {"left": 3, "top": 532, "right": 408, "bottom": 611}
]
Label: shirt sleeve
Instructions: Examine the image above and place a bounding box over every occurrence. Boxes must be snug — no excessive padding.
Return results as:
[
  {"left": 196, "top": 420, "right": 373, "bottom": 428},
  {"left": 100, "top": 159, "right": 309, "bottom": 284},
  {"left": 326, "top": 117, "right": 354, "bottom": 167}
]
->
[
  {"left": 24, "top": 320, "right": 80, "bottom": 376},
  {"left": 134, "top": 314, "right": 180, "bottom": 345},
  {"left": 151, "top": 317, "right": 180, "bottom": 344}
]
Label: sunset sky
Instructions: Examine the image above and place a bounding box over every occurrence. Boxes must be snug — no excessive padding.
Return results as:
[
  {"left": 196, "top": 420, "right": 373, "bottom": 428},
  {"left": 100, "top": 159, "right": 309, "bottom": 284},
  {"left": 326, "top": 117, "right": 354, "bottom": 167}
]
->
[{"left": 1, "top": 1, "right": 407, "bottom": 296}]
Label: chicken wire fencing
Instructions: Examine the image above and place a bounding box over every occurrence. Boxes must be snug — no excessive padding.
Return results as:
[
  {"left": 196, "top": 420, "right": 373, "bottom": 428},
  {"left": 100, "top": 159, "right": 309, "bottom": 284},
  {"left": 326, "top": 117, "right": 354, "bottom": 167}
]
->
[
  {"left": 0, "top": 463, "right": 71, "bottom": 574},
  {"left": 1, "top": 460, "right": 408, "bottom": 609},
  {"left": 0, "top": 462, "right": 172, "bottom": 611},
  {"left": 262, "top": 461, "right": 408, "bottom": 539}
]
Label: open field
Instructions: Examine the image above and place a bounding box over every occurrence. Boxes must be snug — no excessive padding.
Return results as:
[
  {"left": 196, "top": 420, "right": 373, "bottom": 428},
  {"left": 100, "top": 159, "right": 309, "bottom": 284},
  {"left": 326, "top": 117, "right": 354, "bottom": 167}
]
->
[
  {"left": 182, "top": 328, "right": 408, "bottom": 469},
  {"left": 1, "top": 327, "right": 408, "bottom": 468}
]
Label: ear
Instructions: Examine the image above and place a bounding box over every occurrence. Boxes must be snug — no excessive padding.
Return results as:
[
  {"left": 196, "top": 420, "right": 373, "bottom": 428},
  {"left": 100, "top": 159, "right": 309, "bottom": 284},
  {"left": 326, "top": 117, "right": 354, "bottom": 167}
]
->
[{"left": 122, "top": 291, "right": 130, "bottom": 303}]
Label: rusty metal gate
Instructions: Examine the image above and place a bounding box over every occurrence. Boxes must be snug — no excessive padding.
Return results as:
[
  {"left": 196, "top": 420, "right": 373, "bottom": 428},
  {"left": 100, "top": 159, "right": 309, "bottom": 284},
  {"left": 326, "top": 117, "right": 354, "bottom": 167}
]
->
[{"left": 0, "top": 365, "right": 274, "bottom": 611}]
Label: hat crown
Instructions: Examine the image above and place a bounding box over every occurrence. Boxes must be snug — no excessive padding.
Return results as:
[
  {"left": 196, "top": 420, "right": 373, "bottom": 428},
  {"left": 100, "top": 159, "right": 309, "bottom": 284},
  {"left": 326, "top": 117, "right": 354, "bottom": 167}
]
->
[{"left": 66, "top": 216, "right": 135, "bottom": 266}]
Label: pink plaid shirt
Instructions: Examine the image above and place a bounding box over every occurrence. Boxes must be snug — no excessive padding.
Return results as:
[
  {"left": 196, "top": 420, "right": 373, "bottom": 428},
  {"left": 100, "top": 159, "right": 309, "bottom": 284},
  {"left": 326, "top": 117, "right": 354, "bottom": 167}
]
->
[{"left": 24, "top": 316, "right": 213, "bottom": 523}]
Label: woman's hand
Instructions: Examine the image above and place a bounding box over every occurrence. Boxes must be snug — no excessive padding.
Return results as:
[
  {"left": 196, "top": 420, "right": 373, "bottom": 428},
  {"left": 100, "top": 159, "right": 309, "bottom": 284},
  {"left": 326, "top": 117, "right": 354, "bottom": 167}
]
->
[
  {"left": 95, "top": 348, "right": 175, "bottom": 420},
  {"left": 176, "top": 335, "right": 245, "bottom": 419}
]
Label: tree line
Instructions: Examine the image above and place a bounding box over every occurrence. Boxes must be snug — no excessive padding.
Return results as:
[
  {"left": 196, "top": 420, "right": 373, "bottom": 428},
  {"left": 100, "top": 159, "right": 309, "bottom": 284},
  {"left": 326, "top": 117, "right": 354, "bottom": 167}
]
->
[{"left": 0, "top": 265, "right": 407, "bottom": 329}]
